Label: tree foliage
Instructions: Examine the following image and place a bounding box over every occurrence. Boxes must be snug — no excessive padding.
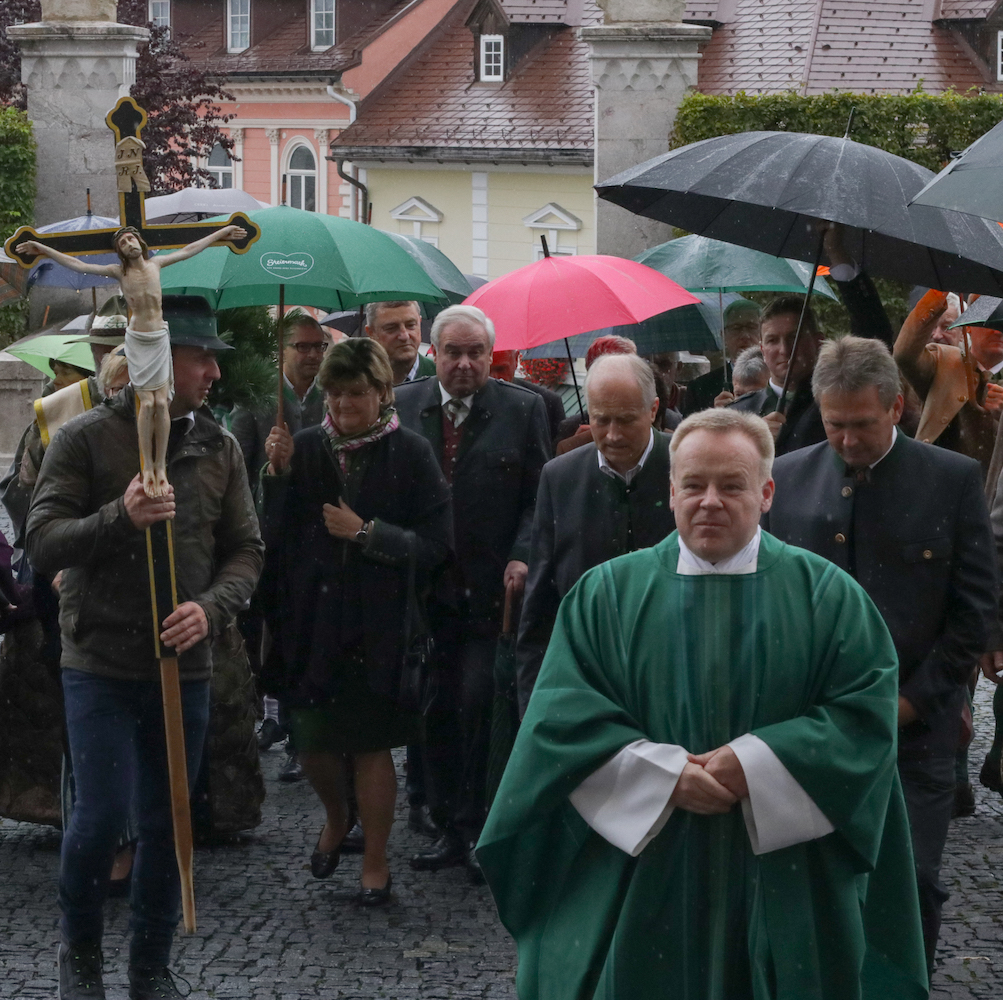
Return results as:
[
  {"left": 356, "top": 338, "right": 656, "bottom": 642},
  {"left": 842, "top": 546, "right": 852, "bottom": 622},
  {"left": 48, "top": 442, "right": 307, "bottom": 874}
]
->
[
  {"left": 0, "top": 1, "right": 235, "bottom": 192},
  {"left": 0, "top": 105, "right": 35, "bottom": 347},
  {"left": 209, "top": 307, "right": 279, "bottom": 413}
]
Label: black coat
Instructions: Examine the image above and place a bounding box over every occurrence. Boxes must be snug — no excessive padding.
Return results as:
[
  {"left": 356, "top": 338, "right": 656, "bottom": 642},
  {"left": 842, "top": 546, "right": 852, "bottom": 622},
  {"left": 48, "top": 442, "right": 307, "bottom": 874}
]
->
[
  {"left": 515, "top": 377, "right": 566, "bottom": 443},
  {"left": 395, "top": 376, "right": 551, "bottom": 621},
  {"left": 764, "top": 433, "right": 998, "bottom": 757},
  {"left": 260, "top": 424, "right": 452, "bottom": 703},
  {"left": 729, "top": 385, "right": 826, "bottom": 456},
  {"left": 516, "top": 434, "right": 675, "bottom": 715}
]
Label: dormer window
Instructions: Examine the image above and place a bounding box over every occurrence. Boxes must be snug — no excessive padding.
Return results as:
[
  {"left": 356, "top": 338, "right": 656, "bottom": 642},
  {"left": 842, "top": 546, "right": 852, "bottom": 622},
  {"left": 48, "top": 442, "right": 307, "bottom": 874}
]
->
[
  {"left": 228, "top": 0, "right": 250, "bottom": 53},
  {"left": 480, "top": 34, "right": 504, "bottom": 82},
  {"left": 312, "top": 0, "right": 336, "bottom": 51},
  {"left": 149, "top": 0, "right": 170, "bottom": 30}
]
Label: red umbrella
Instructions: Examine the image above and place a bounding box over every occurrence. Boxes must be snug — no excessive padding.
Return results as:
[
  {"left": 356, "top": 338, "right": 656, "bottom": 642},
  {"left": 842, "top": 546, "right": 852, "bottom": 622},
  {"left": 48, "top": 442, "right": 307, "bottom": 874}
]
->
[{"left": 464, "top": 253, "right": 700, "bottom": 351}]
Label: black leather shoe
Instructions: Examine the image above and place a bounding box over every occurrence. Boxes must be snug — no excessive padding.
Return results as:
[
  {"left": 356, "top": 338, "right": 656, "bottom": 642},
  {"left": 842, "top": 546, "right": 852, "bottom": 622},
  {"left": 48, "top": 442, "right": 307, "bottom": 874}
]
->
[
  {"left": 980, "top": 750, "right": 1003, "bottom": 792},
  {"left": 341, "top": 821, "right": 365, "bottom": 854},
  {"left": 257, "top": 718, "right": 286, "bottom": 751},
  {"left": 128, "top": 965, "right": 191, "bottom": 999},
  {"left": 358, "top": 873, "right": 393, "bottom": 907},
  {"left": 408, "top": 804, "right": 441, "bottom": 839},
  {"left": 465, "top": 843, "right": 485, "bottom": 886},
  {"left": 310, "top": 826, "right": 341, "bottom": 879},
  {"left": 409, "top": 831, "right": 465, "bottom": 871},
  {"left": 953, "top": 781, "right": 976, "bottom": 818},
  {"left": 278, "top": 751, "right": 304, "bottom": 783},
  {"left": 58, "top": 941, "right": 105, "bottom": 999}
]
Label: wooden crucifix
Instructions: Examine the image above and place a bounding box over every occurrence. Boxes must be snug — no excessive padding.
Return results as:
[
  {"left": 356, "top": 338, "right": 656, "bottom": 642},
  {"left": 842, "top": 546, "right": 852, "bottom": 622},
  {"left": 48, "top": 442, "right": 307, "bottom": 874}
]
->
[{"left": 4, "top": 97, "right": 262, "bottom": 933}]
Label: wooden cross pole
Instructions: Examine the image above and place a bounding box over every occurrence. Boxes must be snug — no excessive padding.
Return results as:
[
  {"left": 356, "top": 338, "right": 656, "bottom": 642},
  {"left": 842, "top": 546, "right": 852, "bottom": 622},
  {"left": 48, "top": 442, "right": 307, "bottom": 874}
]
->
[{"left": 3, "top": 97, "right": 263, "bottom": 934}]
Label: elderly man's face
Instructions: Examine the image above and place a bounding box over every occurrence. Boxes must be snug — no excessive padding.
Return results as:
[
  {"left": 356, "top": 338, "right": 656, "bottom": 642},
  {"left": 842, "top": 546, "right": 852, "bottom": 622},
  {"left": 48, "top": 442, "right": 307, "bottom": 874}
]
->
[
  {"left": 367, "top": 304, "right": 421, "bottom": 371},
  {"left": 929, "top": 302, "right": 961, "bottom": 347},
  {"left": 670, "top": 429, "right": 773, "bottom": 563},
  {"left": 588, "top": 365, "right": 659, "bottom": 475},
  {"left": 723, "top": 308, "right": 761, "bottom": 361},
  {"left": 820, "top": 386, "right": 903, "bottom": 469},
  {"left": 490, "top": 350, "right": 519, "bottom": 382},
  {"left": 436, "top": 322, "right": 492, "bottom": 397},
  {"left": 760, "top": 312, "right": 821, "bottom": 389}
]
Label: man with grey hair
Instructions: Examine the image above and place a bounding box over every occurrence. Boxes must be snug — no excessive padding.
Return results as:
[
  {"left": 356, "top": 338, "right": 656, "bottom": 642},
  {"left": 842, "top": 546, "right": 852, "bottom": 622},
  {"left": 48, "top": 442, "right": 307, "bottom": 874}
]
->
[
  {"left": 516, "top": 353, "right": 675, "bottom": 715},
  {"left": 395, "top": 303, "right": 551, "bottom": 882},
  {"left": 765, "top": 335, "right": 997, "bottom": 975},
  {"left": 728, "top": 345, "right": 770, "bottom": 400},
  {"left": 479, "top": 406, "right": 927, "bottom": 1000},
  {"left": 364, "top": 300, "right": 434, "bottom": 385}
]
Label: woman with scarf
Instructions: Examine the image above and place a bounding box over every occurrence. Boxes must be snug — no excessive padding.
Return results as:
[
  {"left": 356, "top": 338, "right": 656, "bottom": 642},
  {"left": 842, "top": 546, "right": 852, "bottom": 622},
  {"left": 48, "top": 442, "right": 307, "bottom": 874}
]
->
[{"left": 260, "top": 337, "right": 452, "bottom": 905}]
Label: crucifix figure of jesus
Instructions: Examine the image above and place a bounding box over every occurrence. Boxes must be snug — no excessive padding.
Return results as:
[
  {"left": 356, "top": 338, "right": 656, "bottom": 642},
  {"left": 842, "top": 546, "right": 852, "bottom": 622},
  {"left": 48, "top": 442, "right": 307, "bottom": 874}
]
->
[{"left": 17, "top": 223, "right": 246, "bottom": 496}]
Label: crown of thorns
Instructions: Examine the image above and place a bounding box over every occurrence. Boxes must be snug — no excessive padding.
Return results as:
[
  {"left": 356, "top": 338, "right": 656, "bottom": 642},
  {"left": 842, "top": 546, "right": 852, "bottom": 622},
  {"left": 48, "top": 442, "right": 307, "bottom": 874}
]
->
[{"left": 113, "top": 226, "right": 145, "bottom": 246}]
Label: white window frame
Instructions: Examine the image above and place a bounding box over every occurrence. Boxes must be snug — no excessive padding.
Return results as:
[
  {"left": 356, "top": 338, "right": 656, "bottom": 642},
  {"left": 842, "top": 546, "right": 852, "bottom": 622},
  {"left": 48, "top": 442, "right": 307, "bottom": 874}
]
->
[
  {"left": 228, "top": 0, "right": 251, "bottom": 53},
  {"left": 285, "top": 142, "right": 318, "bottom": 212},
  {"left": 149, "top": 0, "right": 170, "bottom": 30},
  {"left": 312, "top": 0, "right": 336, "bottom": 51},
  {"left": 998, "top": 30, "right": 1003, "bottom": 82},
  {"left": 207, "top": 143, "right": 234, "bottom": 189},
  {"left": 480, "top": 34, "right": 504, "bottom": 82}
]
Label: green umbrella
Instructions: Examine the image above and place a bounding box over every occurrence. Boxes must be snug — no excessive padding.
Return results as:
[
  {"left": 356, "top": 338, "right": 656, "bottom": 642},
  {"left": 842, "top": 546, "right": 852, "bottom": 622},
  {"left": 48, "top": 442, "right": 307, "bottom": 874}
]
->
[
  {"left": 636, "top": 234, "right": 838, "bottom": 299},
  {"left": 8, "top": 332, "right": 96, "bottom": 378},
  {"left": 159, "top": 206, "right": 444, "bottom": 310},
  {"left": 385, "top": 232, "right": 473, "bottom": 305}
]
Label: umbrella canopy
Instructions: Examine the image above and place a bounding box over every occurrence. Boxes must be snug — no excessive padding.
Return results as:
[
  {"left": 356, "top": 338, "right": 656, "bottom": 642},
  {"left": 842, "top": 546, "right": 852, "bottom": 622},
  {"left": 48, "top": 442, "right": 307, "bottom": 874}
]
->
[
  {"left": 522, "top": 291, "right": 751, "bottom": 358},
  {"left": 159, "top": 206, "right": 444, "bottom": 310},
  {"left": 947, "top": 295, "right": 1003, "bottom": 332},
  {"left": 385, "top": 232, "right": 473, "bottom": 304},
  {"left": 8, "top": 332, "right": 96, "bottom": 377},
  {"left": 597, "top": 131, "right": 1003, "bottom": 296},
  {"left": 910, "top": 121, "right": 1003, "bottom": 224},
  {"left": 144, "top": 187, "right": 268, "bottom": 223},
  {"left": 463, "top": 254, "right": 699, "bottom": 352},
  {"left": 636, "top": 234, "right": 838, "bottom": 300},
  {"left": 0, "top": 213, "right": 121, "bottom": 291}
]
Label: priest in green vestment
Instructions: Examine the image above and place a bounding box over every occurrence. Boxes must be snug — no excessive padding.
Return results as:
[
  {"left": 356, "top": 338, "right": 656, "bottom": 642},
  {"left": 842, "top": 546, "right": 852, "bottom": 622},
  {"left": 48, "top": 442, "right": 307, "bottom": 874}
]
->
[{"left": 477, "top": 408, "right": 928, "bottom": 1000}]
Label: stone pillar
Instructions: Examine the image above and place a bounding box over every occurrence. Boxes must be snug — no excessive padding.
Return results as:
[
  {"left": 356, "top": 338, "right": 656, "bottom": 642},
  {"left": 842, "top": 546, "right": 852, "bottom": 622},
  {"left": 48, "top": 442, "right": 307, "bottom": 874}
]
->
[
  {"left": 582, "top": 1, "right": 710, "bottom": 258},
  {"left": 0, "top": 352, "right": 45, "bottom": 471},
  {"left": 9, "top": 8, "right": 149, "bottom": 226}
]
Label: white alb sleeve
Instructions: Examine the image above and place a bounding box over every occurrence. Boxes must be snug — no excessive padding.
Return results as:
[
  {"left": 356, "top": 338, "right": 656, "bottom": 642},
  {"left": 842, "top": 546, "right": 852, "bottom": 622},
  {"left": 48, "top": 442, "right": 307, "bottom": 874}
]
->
[
  {"left": 569, "top": 739, "right": 688, "bottom": 857},
  {"left": 728, "top": 732, "right": 835, "bottom": 855}
]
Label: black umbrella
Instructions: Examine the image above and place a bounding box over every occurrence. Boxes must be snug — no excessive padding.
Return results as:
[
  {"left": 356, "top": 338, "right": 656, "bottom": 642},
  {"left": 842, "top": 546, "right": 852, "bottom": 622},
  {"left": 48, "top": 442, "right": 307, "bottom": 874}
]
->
[
  {"left": 597, "top": 131, "right": 1003, "bottom": 297},
  {"left": 948, "top": 295, "right": 1003, "bottom": 332},
  {"left": 910, "top": 120, "right": 1003, "bottom": 224}
]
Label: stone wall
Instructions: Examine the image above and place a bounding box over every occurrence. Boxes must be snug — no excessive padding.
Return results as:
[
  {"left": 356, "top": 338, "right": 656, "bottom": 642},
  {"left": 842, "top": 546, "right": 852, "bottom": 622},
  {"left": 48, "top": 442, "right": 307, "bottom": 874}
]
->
[{"left": 0, "top": 353, "right": 44, "bottom": 468}]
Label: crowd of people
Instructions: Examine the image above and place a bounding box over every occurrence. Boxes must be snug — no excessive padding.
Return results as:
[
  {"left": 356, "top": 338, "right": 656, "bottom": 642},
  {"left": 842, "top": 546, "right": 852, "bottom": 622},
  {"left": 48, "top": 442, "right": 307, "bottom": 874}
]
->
[{"left": 1, "top": 261, "right": 1002, "bottom": 998}]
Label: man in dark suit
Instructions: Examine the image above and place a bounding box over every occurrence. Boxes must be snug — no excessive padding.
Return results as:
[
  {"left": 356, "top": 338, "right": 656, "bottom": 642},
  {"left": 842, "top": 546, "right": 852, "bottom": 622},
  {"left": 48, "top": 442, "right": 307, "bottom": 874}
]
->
[
  {"left": 517, "top": 353, "right": 675, "bottom": 716},
  {"left": 763, "top": 335, "right": 998, "bottom": 975},
  {"left": 490, "top": 349, "right": 566, "bottom": 443},
  {"left": 395, "top": 304, "right": 551, "bottom": 882},
  {"left": 365, "top": 299, "right": 436, "bottom": 385}
]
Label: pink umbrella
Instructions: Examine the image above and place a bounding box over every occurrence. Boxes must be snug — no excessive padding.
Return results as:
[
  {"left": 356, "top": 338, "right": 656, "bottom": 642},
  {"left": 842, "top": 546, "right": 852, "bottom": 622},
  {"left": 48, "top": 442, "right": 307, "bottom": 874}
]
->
[{"left": 464, "top": 253, "right": 700, "bottom": 351}]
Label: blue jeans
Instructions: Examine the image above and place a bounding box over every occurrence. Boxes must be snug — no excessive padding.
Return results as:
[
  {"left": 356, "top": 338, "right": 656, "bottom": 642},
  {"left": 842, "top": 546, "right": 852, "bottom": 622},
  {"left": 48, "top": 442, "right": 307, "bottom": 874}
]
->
[{"left": 59, "top": 669, "right": 209, "bottom": 968}]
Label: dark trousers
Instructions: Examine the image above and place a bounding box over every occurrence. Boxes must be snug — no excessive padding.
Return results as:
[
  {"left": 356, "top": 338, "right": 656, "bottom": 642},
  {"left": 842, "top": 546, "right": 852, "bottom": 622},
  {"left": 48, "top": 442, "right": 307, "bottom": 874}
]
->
[
  {"left": 59, "top": 669, "right": 210, "bottom": 968},
  {"left": 423, "top": 622, "right": 498, "bottom": 843},
  {"left": 899, "top": 754, "right": 955, "bottom": 975}
]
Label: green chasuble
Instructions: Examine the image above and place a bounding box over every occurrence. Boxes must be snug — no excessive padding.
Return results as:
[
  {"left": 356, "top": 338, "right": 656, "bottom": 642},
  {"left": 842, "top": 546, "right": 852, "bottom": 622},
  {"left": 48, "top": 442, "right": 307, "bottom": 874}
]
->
[{"left": 477, "top": 531, "right": 927, "bottom": 1000}]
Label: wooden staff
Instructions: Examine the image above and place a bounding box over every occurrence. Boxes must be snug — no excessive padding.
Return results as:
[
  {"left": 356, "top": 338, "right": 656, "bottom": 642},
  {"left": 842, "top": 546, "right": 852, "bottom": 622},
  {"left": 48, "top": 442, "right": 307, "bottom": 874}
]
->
[
  {"left": 276, "top": 284, "right": 285, "bottom": 428},
  {"left": 139, "top": 404, "right": 197, "bottom": 932}
]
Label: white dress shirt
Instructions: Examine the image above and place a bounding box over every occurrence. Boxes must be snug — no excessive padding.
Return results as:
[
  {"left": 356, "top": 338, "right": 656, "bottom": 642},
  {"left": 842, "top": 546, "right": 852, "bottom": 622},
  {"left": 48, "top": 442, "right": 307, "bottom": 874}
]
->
[
  {"left": 596, "top": 429, "right": 655, "bottom": 486},
  {"left": 439, "top": 383, "right": 475, "bottom": 427}
]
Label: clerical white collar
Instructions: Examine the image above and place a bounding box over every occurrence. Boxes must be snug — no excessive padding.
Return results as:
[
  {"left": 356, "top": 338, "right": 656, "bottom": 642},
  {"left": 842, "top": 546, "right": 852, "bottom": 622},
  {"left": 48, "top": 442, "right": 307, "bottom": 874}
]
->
[
  {"left": 438, "top": 383, "right": 475, "bottom": 409},
  {"left": 597, "top": 429, "right": 654, "bottom": 485},
  {"left": 677, "top": 527, "right": 761, "bottom": 576}
]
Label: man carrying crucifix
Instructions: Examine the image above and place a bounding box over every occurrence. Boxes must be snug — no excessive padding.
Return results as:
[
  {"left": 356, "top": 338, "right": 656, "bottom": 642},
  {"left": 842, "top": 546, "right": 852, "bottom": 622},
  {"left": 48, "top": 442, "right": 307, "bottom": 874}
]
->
[{"left": 16, "top": 223, "right": 246, "bottom": 498}]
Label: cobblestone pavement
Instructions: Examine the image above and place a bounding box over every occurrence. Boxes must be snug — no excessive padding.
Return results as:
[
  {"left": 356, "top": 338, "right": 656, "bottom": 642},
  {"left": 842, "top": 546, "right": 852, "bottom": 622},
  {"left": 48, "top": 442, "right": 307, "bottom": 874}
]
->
[{"left": 1, "top": 689, "right": 1001, "bottom": 998}]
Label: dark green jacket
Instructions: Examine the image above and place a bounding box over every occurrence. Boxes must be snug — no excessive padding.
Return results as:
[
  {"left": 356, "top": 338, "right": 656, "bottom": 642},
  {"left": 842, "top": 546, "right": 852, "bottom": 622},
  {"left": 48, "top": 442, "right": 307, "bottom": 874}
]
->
[{"left": 25, "top": 387, "right": 263, "bottom": 682}]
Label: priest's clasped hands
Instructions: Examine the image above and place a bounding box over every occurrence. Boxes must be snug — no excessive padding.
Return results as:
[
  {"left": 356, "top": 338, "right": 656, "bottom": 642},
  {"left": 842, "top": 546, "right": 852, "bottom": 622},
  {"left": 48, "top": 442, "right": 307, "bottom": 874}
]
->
[{"left": 669, "top": 746, "right": 750, "bottom": 815}]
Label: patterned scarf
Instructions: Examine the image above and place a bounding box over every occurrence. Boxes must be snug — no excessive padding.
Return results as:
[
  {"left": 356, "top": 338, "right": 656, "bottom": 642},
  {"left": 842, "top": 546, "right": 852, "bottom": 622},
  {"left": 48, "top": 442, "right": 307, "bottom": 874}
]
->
[{"left": 321, "top": 407, "right": 399, "bottom": 474}]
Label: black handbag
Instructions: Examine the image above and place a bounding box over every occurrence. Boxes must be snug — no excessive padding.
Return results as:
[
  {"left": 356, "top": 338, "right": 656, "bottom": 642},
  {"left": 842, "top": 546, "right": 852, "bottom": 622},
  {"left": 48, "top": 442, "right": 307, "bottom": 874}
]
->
[{"left": 398, "top": 536, "right": 437, "bottom": 713}]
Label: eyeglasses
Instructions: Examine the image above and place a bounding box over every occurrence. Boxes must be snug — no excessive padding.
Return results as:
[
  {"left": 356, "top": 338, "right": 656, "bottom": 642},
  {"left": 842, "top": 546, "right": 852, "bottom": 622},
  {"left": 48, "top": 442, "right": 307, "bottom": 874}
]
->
[
  {"left": 288, "top": 341, "right": 329, "bottom": 355},
  {"left": 326, "top": 386, "right": 377, "bottom": 400}
]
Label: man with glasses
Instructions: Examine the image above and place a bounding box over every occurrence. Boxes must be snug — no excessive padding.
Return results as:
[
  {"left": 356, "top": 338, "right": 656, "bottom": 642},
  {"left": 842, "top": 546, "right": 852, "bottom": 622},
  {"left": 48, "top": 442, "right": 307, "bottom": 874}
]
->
[
  {"left": 365, "top": 300, "right": 435, "bottom": 385},
  {"left": 231, "top": 314, "right": 330, "bottom": 780}
]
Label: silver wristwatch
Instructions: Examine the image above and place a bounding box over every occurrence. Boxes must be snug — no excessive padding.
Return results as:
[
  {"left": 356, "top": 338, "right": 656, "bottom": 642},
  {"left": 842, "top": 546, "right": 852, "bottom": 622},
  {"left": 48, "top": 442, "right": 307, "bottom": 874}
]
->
[{"left": 355, "top": 519, "right": 373, "bottom": 544}]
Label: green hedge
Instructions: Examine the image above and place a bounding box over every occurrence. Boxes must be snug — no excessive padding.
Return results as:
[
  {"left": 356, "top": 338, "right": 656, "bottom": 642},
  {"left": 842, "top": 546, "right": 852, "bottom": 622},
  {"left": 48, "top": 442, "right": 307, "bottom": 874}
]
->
[
  {"left": 0, "top": 106, "right": 35, "bottom": 348},
  {"left": 671, "top": 89, "right": 1003, "bottom": 171},
  {"left": 669, "top": 90, "right": 1003, "bottom": 336}
]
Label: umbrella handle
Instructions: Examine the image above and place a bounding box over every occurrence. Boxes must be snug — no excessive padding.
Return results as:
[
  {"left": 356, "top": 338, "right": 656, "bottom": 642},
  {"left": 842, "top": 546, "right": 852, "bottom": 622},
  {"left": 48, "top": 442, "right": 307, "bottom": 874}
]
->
[
  {"left": 276, "top": 284, "right": 285, "bottom": 428},
  {"left": 502, "top": 581, "right": 515, "bottom": 635},
  {"left": 778, "top": 229, "right": 825, "bottom": 415}
]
